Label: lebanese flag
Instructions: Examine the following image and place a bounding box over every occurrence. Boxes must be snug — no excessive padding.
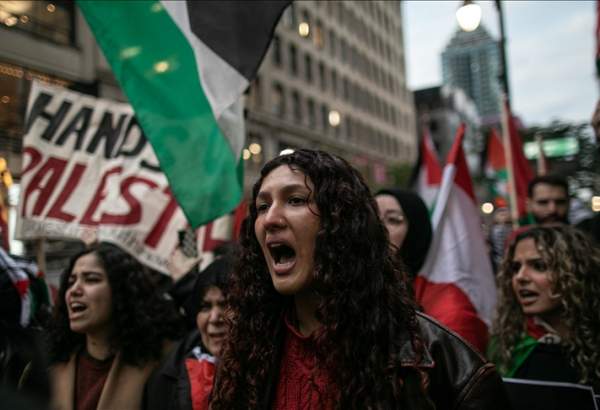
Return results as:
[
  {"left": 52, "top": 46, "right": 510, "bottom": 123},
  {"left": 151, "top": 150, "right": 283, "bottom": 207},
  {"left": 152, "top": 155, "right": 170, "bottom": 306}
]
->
[
  {"left": 413, "top": 127, "right": 442, "bottom": 210},
  {"left": 79, "top": 1, "right": 289, "bottom": 228},
  {"left": 417, "top": 124, "right": 496, "bottom": 353}
]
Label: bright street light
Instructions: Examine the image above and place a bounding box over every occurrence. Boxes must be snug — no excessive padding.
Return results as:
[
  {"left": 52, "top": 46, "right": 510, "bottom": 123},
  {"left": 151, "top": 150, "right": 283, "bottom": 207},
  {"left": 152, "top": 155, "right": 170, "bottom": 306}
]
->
[{"left": 456, "top": 0, "right": 482, "bottom": 32}]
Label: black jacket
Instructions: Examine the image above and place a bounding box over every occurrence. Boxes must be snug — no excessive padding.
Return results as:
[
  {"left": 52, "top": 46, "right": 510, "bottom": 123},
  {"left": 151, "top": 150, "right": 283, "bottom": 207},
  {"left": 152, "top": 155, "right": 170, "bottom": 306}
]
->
[
  {"left": 259, "top": 312, "right": 511, "bottom": 409},
  {"left": 143, "top": 331, "right": 202, "bottom": 410}
]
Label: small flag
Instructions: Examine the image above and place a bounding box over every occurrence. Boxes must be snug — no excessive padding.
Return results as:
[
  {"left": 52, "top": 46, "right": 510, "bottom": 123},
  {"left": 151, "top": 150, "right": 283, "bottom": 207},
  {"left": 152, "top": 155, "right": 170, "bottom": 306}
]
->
[
  {"left": 504, "top": 104, "right": 534, "bottom": 221},
  {"left": 413, "top": 127, "right": 442, "bottom": 210},
  {"left": 418, "top": 124, "right": 496, "bottom": 352},
  {"left": 485, "top": 128, "right": 509, "bottom": 207},
  {"left": 78, "top": 1, "right": 290, "bottom": 228}
]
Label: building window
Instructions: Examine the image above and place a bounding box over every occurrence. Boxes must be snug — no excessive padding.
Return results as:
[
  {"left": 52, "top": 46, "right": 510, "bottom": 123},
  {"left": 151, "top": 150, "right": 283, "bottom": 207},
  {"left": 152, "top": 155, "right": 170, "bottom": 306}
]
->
[
  {"left": 289, "top": 44, "right": 298, "bottom": 76},
  {"left": 346, "top": 117, "right": 353, "bottom": 142},
  {"left": 282, "top": 3, "right": 296, "bottom": 29},
  {"left": 331, "top": 70, "right": 338, "bottom": 97},
  {"left": 328, "top": 30, "right": 337, "bottom": 57},
  {"left": 271, "top": 82, "right": 285, "bottom": 116},
  {"left": 307, "top": 98, "right": 316, "bottom": 129},
  {"left": 341, "top": 39, "right": 348, "bottom": 63},
  {"left": 249, "top": 76, "right": 262, "bottom": 109},
  {"left": 304, "top": 53, "right": 313, "bottom": 83},
  {"left": 0, "top": 1, "right": 76, "bottom": 46},
  {"left": 314, "top": 19, "right": 323, "bottom": 48},
  {"left": 272, "top": 35, "right": 282, "bottom": 66},
  {"left": 292, "top": 90, "right": 302, "bottom": 123},
  {"left": 342, "top": 77, "right": 349, "bottom": 101},
  {"left": 321, "top": 103, "right": 329, "bottom": 130},
  {"left": 318, "top": 62, "right": 326, "bottom": 90}
]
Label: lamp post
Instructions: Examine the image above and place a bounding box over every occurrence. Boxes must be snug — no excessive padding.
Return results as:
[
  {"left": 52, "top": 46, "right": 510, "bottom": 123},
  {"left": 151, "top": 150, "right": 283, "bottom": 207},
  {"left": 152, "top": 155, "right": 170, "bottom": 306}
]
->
[
  {"left": 457, "top": 0, "right": 518, "bottom": 226},
  {"left": 456, "top": 0, "right": 511, "bottom": 109}
]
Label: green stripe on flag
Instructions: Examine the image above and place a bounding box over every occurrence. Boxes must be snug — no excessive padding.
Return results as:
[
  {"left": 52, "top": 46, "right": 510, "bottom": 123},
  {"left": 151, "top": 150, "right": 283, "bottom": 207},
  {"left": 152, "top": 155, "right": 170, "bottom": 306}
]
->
[{"left": 78, "top": 0, "right": 242, "bottom": 228}]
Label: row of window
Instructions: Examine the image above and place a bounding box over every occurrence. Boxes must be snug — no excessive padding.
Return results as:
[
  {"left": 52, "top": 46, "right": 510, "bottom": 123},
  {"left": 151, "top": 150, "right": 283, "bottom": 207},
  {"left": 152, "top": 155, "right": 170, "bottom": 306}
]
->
[
  {"left": 266, "top": 81, "right": 409, "bottom": 158},
  {"left": 273, "top": 37, "right": 403, "bottom": 103},
  {"left": 272, "top": 43, "right": 404, "bottom": 127},
  {"left": 282, "top": 3, "right": 401, "bottom": 69}
]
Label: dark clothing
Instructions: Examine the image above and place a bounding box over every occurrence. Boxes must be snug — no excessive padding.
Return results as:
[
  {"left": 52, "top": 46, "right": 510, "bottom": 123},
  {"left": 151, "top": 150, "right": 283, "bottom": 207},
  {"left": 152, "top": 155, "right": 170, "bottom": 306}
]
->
[
  {"left": 143, "top": 331, "right": 214, "bottom": 410},
  {"left": 261, "top": 312, "right": 511, "bottom": 410},
  {"left": 75, "top": 352, "right": 113, "bottom": 410},
  {"left": 513, "top": 343, "right": 579, "bottom": 385}
]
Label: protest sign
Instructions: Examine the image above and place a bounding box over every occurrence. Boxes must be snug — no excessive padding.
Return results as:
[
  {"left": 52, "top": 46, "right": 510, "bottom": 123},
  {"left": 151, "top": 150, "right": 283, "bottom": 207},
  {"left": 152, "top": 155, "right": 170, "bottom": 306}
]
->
[{"left": 16, "top": 81, "right": 238, "bottom": 273}]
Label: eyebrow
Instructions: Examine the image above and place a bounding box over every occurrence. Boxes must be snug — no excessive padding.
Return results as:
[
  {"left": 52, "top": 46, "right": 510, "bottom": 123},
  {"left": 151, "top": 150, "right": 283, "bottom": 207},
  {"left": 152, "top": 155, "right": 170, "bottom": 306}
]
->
[{"left": 256, "top": 183, "right": 310, "bottom": 201}]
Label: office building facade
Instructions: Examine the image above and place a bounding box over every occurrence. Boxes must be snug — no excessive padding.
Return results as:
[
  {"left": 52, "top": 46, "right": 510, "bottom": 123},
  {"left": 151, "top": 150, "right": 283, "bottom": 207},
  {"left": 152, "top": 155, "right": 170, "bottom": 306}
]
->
[{"left": 441, "top": 25, "right": 501, "bottom": 126}]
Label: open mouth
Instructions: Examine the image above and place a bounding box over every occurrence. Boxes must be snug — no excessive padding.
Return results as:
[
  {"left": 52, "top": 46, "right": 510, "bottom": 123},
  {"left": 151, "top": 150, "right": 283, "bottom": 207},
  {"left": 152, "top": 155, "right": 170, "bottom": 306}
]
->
[
  {"left": 517, "top": 289, "right": 539, "bottom": 303},
  {"left": 69, "top": 302, "right": 87, "bottom": 314},
  {"left": 268, "top": 242, "right": 296, "bottom": 272}
]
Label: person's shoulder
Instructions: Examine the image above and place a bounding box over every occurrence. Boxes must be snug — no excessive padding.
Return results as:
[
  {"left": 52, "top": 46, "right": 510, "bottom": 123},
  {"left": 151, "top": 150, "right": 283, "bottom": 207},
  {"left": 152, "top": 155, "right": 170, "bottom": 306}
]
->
[
  {"left": 416, "top": 313, "right": 511, "bottom": 409},
  {"left": 417, "top": 312, "right": 486, "bottom": 360}
]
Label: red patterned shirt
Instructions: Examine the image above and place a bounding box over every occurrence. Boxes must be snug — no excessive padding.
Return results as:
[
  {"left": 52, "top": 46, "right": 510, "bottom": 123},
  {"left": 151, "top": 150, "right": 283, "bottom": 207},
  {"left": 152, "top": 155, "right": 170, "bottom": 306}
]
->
[{"left": 273, "top": 316, "right": 336, "bottom": 410}]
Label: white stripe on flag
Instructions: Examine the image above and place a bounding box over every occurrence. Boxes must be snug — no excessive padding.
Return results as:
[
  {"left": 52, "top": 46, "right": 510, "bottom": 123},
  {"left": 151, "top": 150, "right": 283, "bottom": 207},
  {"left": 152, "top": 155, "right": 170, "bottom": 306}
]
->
[{"left": 162, "top": 1, "right": 247, "bottom": 158}]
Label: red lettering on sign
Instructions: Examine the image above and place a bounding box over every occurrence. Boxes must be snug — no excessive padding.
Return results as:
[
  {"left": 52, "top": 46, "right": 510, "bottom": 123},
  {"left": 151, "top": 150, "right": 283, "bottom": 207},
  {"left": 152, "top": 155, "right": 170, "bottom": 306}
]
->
[
  {"left": 46, "top": 163, "right": 87, "bottom": 222},
  {"left": 22, "top": 157, "right": 67, "bottom": 217},
  {"left": 144, "top": 187, "right": 179, "bottom": 248},
  {"left": 80, "top": 166, "right": 122, "bottom": 226},
  {"left": 20, "top": 147, "right": 43, "bottom": 177}
]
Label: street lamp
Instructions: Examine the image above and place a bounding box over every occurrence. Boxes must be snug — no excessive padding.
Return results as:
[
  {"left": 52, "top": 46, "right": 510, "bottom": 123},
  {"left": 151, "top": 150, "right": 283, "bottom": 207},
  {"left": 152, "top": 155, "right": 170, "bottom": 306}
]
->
[
  {"left": 456, "top": 0, "right": 510, "bottom": 108},
  {"left": 456, "top": 0, "right": 481, "bottom": 32}
]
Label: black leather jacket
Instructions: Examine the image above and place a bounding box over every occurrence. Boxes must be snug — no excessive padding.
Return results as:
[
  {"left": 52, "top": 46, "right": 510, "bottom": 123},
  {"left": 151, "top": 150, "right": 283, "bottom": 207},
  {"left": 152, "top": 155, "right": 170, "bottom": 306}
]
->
[{"left": 408, "top": 312, "right": 512, "bottom": 409}]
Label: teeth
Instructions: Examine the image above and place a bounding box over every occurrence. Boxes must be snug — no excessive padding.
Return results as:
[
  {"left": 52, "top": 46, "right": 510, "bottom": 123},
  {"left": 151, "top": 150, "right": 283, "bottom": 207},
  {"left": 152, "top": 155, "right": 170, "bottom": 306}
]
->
[{"left": 70, "top": 302, "right": 86, "bottom": 311}]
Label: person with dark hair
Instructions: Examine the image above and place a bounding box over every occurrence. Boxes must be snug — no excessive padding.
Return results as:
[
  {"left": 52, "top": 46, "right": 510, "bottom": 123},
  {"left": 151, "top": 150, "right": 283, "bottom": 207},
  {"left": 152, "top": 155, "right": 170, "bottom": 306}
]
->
[
  {"left": 489, "top": 225, "right": 600, "bottom": 389},
  {"left": 375, "top": 189, "right": 489, "bottom": 352},
  {"left": 211, "top": 149, "right": 509, "bottom": 409},
  {"left": 527, "top": 175, "right": 570, "bottom": 225},
  {"left": 374, "top": 189, "right": 432, "bottom": 276},
  {"left": 47, "top": 242, "right": 184, "bottom": 410},
  {"left": 144, "top": 252, "right": 234, "bottom": 410}
]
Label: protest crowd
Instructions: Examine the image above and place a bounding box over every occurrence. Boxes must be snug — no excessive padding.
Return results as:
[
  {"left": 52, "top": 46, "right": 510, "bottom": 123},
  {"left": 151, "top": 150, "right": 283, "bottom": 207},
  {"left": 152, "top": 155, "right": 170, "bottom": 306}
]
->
[{"left": 2, "top": 2, "right": 600, "bottom": 410}]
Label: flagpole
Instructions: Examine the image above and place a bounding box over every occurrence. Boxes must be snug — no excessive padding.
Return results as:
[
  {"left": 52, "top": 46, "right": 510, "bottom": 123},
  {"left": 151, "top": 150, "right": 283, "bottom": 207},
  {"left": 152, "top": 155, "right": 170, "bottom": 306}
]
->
[{"left": 500, "top": 94, "right": 519, "bottom": 228}]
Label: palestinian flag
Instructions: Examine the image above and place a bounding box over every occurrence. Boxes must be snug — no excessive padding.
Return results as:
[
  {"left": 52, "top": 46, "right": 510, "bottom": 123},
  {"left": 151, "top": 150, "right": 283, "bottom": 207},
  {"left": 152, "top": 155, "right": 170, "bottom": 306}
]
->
[
  {"left": 78, "top": 1, "right": 290, "bottom": 228},
  {"left": 418, "top": 124, "right": 496, "bottom": 353}
]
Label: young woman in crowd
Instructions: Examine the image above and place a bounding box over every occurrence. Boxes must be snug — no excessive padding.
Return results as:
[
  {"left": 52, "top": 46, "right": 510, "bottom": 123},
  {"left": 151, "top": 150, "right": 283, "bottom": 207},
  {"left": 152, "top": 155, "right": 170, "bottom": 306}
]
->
[
  {"left": 375, "top": 189, "right": 489, "bottom": 352},
  {"left": 490, "top": 225, "right": 600, "bottom": 389},
  {"left": 211, "top": 149, "right": 509, "bottom": 409},
  {"left": 144, "top": 253, "right": 233, "bottom": 410},
  {"left": 47, "top": 242, "right": 183, "bottom": 410}
]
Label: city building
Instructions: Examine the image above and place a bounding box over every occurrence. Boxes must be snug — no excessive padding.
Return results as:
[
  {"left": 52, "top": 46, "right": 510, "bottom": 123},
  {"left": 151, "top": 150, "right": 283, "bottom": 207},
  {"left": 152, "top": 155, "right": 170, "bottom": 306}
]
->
[
  {"left": 414, "top": 84, "right": 482, "bottom": 170},
  {"left": 244, "top": 1, "right": 417, "bottom": 186},
  {"left": 441, "top": 25, "right": 501, "bottom": 126}
]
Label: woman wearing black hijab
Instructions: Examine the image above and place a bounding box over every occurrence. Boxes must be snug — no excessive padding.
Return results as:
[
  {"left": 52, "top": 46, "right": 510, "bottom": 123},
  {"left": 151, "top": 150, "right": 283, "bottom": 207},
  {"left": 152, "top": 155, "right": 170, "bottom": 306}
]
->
[{"left": 376, "top": 189, "right": 489, "bottom": 352}]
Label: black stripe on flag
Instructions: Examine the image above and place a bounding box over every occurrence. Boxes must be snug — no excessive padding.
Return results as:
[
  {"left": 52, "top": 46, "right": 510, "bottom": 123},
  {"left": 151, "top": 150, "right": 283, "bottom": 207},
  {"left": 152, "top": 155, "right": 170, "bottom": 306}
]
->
[{"left": 186, "top": 0, "right": 291, "bottom": 81}]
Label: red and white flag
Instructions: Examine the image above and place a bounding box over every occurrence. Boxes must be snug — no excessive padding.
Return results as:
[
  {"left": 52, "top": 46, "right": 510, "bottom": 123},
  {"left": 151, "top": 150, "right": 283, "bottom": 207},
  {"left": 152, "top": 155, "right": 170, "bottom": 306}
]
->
[
  {"left": 414, "top": 127, "right": 442, "bottom": 210},
  {"left": 417, "top": 124, "right": 496, "bottom": 352}
]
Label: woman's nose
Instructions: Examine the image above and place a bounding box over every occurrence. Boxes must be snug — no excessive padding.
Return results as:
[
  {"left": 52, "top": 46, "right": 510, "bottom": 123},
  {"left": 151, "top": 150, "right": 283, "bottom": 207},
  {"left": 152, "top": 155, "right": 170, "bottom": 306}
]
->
[
  {"left": 263, "top": 203, "right": 285, "bottom": 229},
  {"left": 515, "top": 267, "right": 530, "bottom": 282},
  {"left": 209, "top": 307, "right": 223, "bottom": 323}
]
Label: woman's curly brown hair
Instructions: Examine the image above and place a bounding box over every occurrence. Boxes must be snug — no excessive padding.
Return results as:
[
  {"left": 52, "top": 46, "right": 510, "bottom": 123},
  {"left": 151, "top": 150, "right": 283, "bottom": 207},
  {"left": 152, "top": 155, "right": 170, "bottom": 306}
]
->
[
  {"left": 492, "top": 225, "right": 600, "bottom": 388},
  {"left": 211, "top": 149, "right": 426, "bottom": 409},
  {"left": 47, "top": 242, "right": 184, "bottom": 366}
]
